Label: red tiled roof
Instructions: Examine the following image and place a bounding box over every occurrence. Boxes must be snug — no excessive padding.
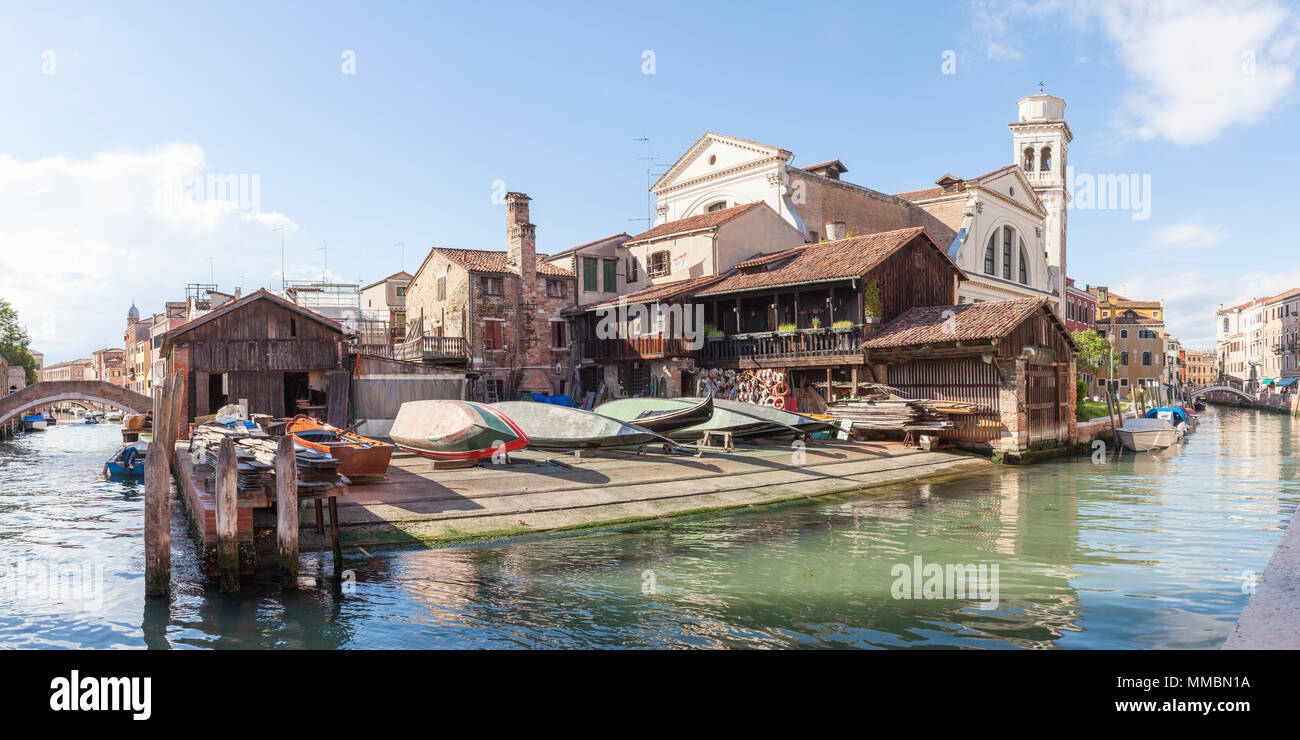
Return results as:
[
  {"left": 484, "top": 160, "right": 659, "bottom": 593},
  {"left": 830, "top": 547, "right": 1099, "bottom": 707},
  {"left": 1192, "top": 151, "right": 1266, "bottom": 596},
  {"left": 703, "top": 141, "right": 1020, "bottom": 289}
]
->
[
  {"left": 160, "top": 289, "right": 346, "bottom": 355},
  {"left": 893, "top": 182, "right": 966, "bottom": 202},
  {"left": 625, "top": 202, "right": 767, "bottom": 244},
  {"left": 546, "top": 233, "right": 632, "bottom": 260},
  {"left": 697, "top": 227, "right": 962, "bottom": 296},
  {"left": 864, "top": 297, "right": 1067, "bottom": 349},
  {"left": 578, "top": 275, "right": 727, "bottom": 313},
  {"left": 730, "top": 244, "right": 809, "bottom": 270},
  {"left": 429, "top": 248, "right": 573, "bottom": 277}
]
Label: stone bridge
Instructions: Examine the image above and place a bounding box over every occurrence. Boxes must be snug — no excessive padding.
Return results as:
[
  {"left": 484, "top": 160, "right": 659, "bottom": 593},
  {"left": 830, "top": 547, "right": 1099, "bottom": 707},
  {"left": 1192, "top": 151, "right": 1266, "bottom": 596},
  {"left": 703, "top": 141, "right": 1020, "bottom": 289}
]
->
[
  {"left": 1188, "top": 385, "right": 1255, "bottom": 403},
  {"left": 0, "top": 380, "right": 154, "bottom": 428}
]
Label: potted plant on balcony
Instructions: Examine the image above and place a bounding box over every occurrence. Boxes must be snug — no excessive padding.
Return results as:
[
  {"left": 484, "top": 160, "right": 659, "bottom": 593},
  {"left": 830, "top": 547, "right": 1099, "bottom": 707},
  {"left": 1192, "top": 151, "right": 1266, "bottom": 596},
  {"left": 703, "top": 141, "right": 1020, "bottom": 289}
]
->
[
  {"left": 703, "top": 324, "right": 725, "bottom": 342},
  {"left": 777, "top": 322, "right": 798, "bottom": 336},
  {"left": 862, "top": 281, "right": 883, "bottom": 325},
  {"left": 807, "top": 316, "right": 827, "bottom": 334},
  {"left": 832, "top": 319, "right": 855, "bottom": 333}
]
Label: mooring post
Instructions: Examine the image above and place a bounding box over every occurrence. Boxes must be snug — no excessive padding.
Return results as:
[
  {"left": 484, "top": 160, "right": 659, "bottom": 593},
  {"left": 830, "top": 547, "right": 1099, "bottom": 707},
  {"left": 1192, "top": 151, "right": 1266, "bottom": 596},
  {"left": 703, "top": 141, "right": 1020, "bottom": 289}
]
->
[
  {"left": 167, "top": 372, "right": 184, "bottom": 447},
  {"left": 144, "top": 376, "right": 174, "bottom": 597},
  {"left": 274, "top": 434, "right": 299, "bottom": 589},
  {"left": 215, "top": 436, "right": 240, "bottom": 593}
]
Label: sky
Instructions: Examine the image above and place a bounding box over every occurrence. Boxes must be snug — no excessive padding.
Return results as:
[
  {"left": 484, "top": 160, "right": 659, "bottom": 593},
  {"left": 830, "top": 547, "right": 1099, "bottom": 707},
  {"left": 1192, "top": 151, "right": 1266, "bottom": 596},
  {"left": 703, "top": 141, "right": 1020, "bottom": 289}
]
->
[{"left": 1, "top": 0, "right": 1298, "bottom": 362}]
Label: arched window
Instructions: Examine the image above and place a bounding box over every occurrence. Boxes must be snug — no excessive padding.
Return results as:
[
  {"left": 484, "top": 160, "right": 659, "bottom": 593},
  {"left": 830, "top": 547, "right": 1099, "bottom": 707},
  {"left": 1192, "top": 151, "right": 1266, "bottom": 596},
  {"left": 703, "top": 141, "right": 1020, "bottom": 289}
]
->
[
  {"left": 1023, "top": 147, "right": 1035, "bottom": 171},
  {"left": 1121, "top": 351, "right": 1129, "bottom": 366},
  {"left": 1002, "top": 226, "right": 1013, "bottom": 280},
  {"left": 984, "top": 234, "right": 995, "bottom": 275},
  {"left": 1018, "top": 239, "right": 1029, "bottom": 284},
  {"left": 705, "top": 201, "right": 728, "bottom": 212},
  {"left": 1142, "top": 351, "right": 1152, "bottom": 366},
  {"left": 1040, "top": 147, "right": 1052, "bottom": 172}
]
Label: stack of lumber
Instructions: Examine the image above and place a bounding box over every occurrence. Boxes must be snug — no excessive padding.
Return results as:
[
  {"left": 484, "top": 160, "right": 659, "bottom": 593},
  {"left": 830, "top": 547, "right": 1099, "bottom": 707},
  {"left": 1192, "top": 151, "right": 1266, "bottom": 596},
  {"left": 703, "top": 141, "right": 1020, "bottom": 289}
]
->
[
  {"left": 827, "top": 384, "right": 977, "bottom": 431},
  {"left": 827, "top": 397, "right": 922, "bottom": 430}
]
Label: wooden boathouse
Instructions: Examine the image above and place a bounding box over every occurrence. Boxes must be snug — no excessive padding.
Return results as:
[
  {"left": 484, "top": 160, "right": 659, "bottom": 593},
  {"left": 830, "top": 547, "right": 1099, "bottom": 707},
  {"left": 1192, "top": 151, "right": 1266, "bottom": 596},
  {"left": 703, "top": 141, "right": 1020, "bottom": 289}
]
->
[
  {"left": 861, "top": 297, "right": 1078, "bottom": 451},
  {"left": 160, "top": 289, "right": 353, "bottom": 434},
  {"left": 566, "top": 226, "right": 965, "bottom": 403}
]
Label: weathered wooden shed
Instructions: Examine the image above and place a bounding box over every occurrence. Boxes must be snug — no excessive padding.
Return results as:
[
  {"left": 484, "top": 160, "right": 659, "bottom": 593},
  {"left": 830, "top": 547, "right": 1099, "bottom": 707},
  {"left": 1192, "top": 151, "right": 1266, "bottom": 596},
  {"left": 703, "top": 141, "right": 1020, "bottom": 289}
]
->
[
  {"left": 861, "top": 297, "right": 1078, "bottom": 452},
  {"left": 161, "top": 289, "right": 352, "bottom": 433}
]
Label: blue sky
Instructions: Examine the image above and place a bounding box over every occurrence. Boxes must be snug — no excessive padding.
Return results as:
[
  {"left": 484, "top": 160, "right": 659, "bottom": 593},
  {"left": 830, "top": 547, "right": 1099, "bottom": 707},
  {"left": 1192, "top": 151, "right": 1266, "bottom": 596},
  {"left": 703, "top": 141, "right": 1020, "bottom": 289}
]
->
[{"left": 2, "top": 0, "right": 1298, "bottom": 361}]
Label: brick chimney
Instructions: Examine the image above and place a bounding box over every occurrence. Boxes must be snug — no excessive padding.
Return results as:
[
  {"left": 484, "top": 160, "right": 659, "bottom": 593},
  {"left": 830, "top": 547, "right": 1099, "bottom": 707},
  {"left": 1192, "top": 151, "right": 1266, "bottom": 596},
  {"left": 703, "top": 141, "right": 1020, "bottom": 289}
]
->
[{"left": 505, "top": 192, "right": 536, "bottom": 282}]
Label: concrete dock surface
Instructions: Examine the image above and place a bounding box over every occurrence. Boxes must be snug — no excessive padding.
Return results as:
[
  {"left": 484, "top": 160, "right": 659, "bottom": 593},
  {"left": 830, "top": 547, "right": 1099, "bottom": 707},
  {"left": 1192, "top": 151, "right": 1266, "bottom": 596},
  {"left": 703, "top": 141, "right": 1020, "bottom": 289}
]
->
[{"left": 296, "top": 440, "right": 992, "bottom": 551}]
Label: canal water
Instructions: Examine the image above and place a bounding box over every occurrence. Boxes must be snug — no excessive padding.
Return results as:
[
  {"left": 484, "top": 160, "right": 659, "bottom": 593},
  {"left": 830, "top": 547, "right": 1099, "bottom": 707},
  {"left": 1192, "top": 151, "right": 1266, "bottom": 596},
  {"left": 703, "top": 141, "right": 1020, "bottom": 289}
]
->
[{"left": 2, "top": 407, "right": 1297, "bottom": 649}]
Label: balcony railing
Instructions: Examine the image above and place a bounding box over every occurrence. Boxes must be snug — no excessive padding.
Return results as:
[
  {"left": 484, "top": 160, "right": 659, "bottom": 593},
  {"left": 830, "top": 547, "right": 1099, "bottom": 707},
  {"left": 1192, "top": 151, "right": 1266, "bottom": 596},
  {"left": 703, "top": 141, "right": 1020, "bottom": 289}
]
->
[
  {"left": 358, "top": 336, "right": 467, "bottom": 363},
  {"left": 699, "top": 326, "right": 866, "bottom": 364}
]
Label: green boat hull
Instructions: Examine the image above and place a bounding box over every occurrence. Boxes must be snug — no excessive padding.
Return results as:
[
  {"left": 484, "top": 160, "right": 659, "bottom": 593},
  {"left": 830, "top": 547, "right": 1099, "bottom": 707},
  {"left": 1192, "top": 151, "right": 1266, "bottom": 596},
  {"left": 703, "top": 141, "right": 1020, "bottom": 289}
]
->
[{"left": 593, "top": 398, "right": 790, "bottom": 440}]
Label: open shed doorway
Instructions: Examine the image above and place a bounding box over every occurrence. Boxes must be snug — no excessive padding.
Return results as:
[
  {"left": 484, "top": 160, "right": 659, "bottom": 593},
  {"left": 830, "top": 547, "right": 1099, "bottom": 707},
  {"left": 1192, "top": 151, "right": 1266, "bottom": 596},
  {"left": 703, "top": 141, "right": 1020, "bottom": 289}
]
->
[
  {"left": 207, "top": 372, "right": 226, "bottom": 413},
  {"left": 285, "top": 372, "right": 311, "bottom": 417}
]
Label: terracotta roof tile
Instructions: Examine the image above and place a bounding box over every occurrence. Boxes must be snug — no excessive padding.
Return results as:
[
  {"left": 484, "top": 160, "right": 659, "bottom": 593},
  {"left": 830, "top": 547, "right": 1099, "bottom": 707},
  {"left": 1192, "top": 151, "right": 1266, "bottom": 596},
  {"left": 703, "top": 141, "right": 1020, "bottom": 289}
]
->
[
  {"left": 625, "top": 202, "right": 767, "bottom": 244},
  {"left": 863, "top": 297, "right": 1054, "bottom": 348},
  {"left": 430, "top": 248, "right": 573, "bottom": 277},
  {"left": 580, "top": 275, "right": 727, "bottom": 312},
  {"left": 697, "top": 227, "right": 961, "bottom": 296}
]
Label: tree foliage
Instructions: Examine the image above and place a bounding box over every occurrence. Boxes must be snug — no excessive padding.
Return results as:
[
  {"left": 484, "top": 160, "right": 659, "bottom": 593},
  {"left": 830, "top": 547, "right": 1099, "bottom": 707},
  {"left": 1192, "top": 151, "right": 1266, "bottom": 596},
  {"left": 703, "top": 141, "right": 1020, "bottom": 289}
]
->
[
  {"left": 1071, "top": 329, "right": 1112, "bottom": 375},
  {"left": 0, "top": 298, "right": 39, "bottom": 386}
]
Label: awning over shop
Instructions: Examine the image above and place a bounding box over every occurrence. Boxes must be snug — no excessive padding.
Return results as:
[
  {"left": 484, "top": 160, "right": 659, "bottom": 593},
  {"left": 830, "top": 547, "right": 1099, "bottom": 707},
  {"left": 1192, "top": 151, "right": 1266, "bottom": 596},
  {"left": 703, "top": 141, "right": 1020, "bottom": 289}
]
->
[
  {"left": 1261, "top": 378, "right": 1276, "bottom": 386},
  {"left": 1277, "top": 377, "right": 1299, "bottom": 388}
]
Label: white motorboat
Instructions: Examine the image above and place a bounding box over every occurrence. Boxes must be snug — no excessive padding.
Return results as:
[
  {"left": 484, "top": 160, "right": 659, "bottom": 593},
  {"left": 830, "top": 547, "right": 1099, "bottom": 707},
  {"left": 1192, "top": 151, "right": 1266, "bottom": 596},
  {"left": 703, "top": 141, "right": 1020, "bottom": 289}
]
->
[{"left": 1116, "top": 417, "right": 1182, "bottom": 452}]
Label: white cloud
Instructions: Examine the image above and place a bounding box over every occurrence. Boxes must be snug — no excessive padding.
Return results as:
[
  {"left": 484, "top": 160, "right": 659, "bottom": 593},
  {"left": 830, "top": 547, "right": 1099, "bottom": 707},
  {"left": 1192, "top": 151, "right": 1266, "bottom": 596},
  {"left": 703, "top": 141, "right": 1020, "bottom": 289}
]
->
[
  {"left": 0, "top": 145, "right": 302, "bottom": 363},
  {"left": 969, "top": 0, "right": 1300, "bottom": 145},
  {"left": 986, "top": 42, "right": 1023, "bottom": 60},
  {"left": 1150, "top": 223, "right": 1225, "bottom": 250}
]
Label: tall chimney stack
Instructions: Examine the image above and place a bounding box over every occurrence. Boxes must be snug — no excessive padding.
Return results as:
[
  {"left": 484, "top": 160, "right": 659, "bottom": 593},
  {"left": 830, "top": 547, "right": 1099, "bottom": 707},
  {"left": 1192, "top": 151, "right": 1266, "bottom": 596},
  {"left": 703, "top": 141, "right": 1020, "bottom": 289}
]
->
[
  {"left": 506, "top": 192, "right": 535, "bottom": 282},
  {"left": 825, "top": 221, "right": 847, "bottom": 241}
]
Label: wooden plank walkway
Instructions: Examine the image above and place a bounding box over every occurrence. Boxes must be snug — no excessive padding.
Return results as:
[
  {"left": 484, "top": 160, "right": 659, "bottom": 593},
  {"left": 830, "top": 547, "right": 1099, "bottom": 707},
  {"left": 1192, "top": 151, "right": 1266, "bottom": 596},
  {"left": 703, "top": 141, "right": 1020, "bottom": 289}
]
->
[{"left": 298, "top": 440, "right": 991, "bottom": 551}]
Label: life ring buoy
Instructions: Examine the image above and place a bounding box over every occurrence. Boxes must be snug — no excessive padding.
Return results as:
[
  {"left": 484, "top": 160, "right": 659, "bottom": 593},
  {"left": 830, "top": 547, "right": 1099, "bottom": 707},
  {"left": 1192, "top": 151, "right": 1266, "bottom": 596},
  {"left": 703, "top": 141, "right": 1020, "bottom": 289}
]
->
[
  {"left": 773, "top": 381, "right": 789, "bottom": 396},
  {"left": 773, "top": 396, "right": 786, "bottom": 410}
]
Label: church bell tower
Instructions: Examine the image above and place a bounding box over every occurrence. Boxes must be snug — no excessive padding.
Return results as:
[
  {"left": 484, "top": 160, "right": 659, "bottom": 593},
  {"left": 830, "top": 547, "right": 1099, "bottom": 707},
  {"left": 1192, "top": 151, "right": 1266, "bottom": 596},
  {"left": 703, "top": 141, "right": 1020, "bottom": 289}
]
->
[{"left": 1009, "top": 93, "right": 1071, "bottom": 315}]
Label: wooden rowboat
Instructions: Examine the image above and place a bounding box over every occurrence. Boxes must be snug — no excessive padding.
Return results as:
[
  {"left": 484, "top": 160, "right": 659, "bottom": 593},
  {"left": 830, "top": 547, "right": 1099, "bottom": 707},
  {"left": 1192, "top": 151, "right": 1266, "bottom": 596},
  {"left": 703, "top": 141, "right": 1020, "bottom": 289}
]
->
[
  {"left": 679, "top": 397, "right": 840, "bottom": 435},
  {"left": 285, "top": 415, "right": 394, "bottom": 479},
  {"left": 593, "top": 397, "right": 786, "bottom": 440},
  {"left": 389, "top": 400, "right": 529, "bottom": 461},
  {"left": 596, "top": 395, "right": 713, "bottom": 434},
  {"left": 491, "top": 402, "right": 668, "bottom": 449}
]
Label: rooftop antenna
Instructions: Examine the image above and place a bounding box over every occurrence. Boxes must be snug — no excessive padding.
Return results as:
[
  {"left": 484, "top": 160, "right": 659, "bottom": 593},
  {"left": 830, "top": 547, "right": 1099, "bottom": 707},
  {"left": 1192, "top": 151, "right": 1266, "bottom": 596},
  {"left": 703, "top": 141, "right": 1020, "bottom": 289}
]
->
[
  {"left": 274, "top": 226, "right": 287, "bottom": 291},
  {"left": 318, "top": 245, "right": 328, "bottom": 282},
  {"left": 628, "top": 137, "right": 661, "bottom": 230},
  {"left": 1039, "top": 80, "right": 1046, "bottom": 93}
]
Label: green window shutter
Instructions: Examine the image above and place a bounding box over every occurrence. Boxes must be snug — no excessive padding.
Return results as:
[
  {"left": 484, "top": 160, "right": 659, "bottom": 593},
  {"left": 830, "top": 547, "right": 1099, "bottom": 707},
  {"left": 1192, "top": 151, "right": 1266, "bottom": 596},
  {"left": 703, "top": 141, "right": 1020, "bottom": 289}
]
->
[
  {"left": 583, "top": 257, "right": 598, "bottom": 292},
  {"left": 603, "top": 259, "right": 617, "bottom": 292}
]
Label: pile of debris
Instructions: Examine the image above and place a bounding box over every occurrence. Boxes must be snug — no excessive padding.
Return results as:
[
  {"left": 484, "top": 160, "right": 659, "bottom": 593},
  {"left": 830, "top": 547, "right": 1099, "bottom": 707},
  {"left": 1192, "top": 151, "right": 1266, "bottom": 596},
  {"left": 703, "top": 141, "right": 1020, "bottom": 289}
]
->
[{"left": 189, "top": 421, "right": 348, "bottom": 494}]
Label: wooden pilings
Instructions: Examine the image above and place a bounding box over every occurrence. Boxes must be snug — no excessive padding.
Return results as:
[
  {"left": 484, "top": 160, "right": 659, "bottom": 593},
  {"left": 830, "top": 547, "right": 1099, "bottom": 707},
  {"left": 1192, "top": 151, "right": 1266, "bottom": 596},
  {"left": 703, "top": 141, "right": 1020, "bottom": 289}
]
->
[
  {"left": 215, "top": 436, "right": 240, "bottom": 593},
  {"left": 144, "top": 373, "right": 178, "bottom": 598},
  {"left": 274, "top": 434, "right": 299, "bottom": 588}
]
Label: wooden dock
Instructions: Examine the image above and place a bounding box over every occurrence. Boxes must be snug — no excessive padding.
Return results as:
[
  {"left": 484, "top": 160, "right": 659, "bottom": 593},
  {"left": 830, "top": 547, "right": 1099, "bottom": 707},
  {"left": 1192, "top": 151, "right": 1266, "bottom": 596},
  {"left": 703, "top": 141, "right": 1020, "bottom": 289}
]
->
[{"left": 297, "top": 440, "right": 991, "bottom": 551}]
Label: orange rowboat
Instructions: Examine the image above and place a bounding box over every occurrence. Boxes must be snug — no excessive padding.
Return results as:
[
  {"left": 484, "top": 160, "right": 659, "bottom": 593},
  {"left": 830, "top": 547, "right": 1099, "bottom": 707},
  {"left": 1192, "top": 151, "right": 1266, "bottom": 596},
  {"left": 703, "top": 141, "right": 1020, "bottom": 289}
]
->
[{"left": 285, "top": 415, "right": 394, "bottom": 479}]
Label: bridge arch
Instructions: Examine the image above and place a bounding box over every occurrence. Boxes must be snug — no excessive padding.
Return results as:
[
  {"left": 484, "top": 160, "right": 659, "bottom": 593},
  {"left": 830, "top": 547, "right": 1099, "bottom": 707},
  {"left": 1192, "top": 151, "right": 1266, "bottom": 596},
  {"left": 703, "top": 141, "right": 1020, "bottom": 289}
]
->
[
  {"left": 1188, "top": 385, "right": 1255, "bottom": 403},
  {"left": 0, "top": 381, "right": 153, "bottom": 428}
]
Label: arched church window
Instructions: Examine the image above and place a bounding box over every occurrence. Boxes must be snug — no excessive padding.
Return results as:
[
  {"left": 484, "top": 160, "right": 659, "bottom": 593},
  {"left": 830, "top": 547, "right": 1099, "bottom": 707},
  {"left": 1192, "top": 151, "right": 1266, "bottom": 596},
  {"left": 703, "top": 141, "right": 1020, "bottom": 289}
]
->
[
  {"left": 1041, "top": 147, "right": 1052, "bottom": 171},
  {"left": 1018, "top": 240, "right": 1029, "bottom": 285},
  {"left": 984, "top": 234, "right": 996, "bottom": 275},
  {"left": 706, "top": 201, "right": 728, "bottom": 212},
  {"left": 1002, "top": 226, "right": 1013, "bottom": 280},
  {"left": 1023, "top": 147, "right": 1035, "bottom": 171}
]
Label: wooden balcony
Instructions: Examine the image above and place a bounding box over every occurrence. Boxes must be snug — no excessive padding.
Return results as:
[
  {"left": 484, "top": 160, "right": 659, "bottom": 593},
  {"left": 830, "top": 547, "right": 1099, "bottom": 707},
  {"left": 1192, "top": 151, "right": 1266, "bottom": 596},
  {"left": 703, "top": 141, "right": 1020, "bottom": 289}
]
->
[{"left": 583, "top": 337, "right": 691, "bottom": 361}]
